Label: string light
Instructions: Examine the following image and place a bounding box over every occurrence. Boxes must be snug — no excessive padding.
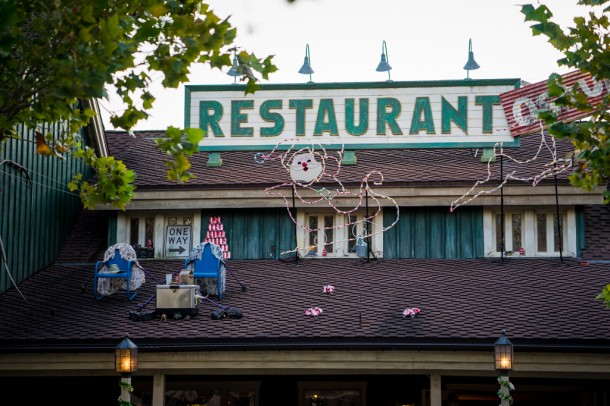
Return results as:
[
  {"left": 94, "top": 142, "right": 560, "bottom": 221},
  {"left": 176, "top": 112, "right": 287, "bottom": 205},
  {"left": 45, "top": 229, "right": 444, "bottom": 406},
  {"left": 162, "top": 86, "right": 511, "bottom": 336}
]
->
[
  {"left": 450, "top": 122, "right": 573, "bottom": 212},
  {"left": 256, "top": 138, "right": 400, "bottom": 256}
]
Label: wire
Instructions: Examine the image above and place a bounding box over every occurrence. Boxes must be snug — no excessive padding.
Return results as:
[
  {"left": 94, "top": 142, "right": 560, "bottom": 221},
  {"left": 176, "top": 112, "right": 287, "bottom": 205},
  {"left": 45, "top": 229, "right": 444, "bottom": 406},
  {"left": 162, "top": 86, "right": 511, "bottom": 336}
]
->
[{"left": 0, "top": 167, "right": 82, "bottom": 198}]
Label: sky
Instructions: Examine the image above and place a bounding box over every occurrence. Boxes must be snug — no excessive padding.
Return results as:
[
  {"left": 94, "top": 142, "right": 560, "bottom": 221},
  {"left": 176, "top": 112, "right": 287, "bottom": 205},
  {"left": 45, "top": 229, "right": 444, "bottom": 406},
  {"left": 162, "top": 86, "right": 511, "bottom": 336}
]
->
[{"left": 98, "top": 0, "right": 599, "bottom": 131}]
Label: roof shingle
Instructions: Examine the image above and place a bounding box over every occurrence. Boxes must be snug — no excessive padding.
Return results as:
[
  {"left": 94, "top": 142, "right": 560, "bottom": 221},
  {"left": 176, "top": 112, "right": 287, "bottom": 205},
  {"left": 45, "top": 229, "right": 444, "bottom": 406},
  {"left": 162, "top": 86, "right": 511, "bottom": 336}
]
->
[{"left": 1, "top": 256, "right": 609, "bottom": 352}]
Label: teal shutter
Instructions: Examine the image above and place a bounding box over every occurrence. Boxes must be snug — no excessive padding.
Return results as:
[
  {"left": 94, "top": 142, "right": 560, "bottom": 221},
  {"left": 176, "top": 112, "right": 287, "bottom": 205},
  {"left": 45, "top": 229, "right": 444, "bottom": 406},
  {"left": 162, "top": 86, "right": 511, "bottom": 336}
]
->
[
  {"left": 383, "top": 207, "right": 483, "bottom": 259},
  {"left": 576, "top": 206, "right": 585, "bottom": 258},
  {"left": 200, "top": 208, "right": 295, "bottom": 259}
]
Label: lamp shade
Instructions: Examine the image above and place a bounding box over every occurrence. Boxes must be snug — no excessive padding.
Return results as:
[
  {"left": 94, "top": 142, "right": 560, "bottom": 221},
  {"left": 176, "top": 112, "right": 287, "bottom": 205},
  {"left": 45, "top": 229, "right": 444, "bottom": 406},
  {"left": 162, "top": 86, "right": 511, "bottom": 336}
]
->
[
  {"left": 115, "top": 335, "right": 138, "bottom": 374},
  {"left": 463, "top": 51, "right": 480, "bottom": 71},
  {"left": 298, "top": 56, "right": 314, "bottom": 75},
  {"left": 494, "top": 331, "right": 513, "bottom": 372},
  {"left": 227, "top": 54, "right": 241, "bottom": 77},
  {"left": 376, "top": 53, "right": 392, "bottom": 72}
]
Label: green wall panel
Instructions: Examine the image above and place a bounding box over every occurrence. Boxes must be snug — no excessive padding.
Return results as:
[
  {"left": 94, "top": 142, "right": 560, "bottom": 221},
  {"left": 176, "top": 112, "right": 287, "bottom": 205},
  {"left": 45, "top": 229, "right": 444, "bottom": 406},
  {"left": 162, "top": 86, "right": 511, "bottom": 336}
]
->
[
  {"left": 200, "top": 208, "right": 295, "bottom": 260},
  {"left": 445, "top": 214, "right": 458, "bottom": 258},
  {"left": 429, "top": 213, "right": 444, "bottom": 258},
  {"left": 0, "top": 121, "right": 91, "bottom": 295},
  {"left": 260, "top": 210, "right": 279, "bottom": 259},
  {"left": 383, "top": 209, "right": 398, "bottom": 258},
  {"left": 201, "top": 206, "right": 482, "bottom": 260},
  {"left": 414, "top": 213, "right": 428, "bottom": 258},
  {"left": 576, "top": 206, "right": 585, "bottom": 258},
  {"left": 246, "top": 215, "right": 260, "bottom": 258},
  {"left": 384, "top": 206, "right": 483, "bottom": 259}
]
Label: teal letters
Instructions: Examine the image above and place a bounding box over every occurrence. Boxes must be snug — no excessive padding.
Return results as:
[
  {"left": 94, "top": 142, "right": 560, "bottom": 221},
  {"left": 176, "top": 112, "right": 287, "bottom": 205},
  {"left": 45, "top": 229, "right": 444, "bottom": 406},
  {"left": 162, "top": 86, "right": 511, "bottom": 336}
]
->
[
  {"left": 314, "top": 99, "right": 339, "bottom": 136},
  {"left": 199, "top": 94, "right": 503, "bottom": 139},
  {"left": 260, "top": 100, "right": 284, "bottom": 137},
  {"left": 200, "top": 100, "right": 224, "bottom": 137},
  {"left": 289, "top": 99, "right": 313, "bottom": 136},
  {"left": 475, "top": 95, "right": 501, "bottom": 134},
  {"left": 345, "top": 98, "right": 369, "bottom": 136},
  {"left": 441, "top": 96, "right": 468, "bottom": 134},
  {"left": 231, "top": 100, "right": 254, "bottom": 137},
  {"left": 409, "top": 97, "right": 435, "bottom": 134},
  {"left": 377, "top": 98, "right": 402, "bottom": 135}
]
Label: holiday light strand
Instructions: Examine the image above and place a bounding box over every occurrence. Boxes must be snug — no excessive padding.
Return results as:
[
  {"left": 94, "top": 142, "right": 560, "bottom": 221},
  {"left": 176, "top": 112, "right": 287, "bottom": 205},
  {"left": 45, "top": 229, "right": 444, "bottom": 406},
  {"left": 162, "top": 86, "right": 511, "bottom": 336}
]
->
[
  {"left": 267, "top": 175, "right": 399, "bottom": 255},
  {"left": 257, "top": 138, "right": 400, "bottom": 256},
  {"left": 450, "top": 123, "right": 574, "bottom": 212}
]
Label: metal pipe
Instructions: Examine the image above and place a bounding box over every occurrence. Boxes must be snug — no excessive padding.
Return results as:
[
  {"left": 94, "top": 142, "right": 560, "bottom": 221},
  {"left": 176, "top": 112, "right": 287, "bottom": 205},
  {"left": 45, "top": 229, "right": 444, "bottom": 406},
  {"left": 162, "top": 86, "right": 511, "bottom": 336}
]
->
[
  {"left": 554, "top": 163, "right": 564, "bottom": 262},
  {"left": 500, "top": 153, "right": 505, "bottom": 263}
]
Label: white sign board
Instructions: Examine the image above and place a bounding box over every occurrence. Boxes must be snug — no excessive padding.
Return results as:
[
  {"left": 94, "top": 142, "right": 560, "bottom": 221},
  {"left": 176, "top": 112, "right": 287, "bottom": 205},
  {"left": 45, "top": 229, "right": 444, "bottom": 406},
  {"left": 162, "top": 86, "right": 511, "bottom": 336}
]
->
[
  {"left": 185, "top": 79, "right": 520, "bottom": 151},
  {"left": 165, "top": 225, "right": 191, "bottom": 258}
]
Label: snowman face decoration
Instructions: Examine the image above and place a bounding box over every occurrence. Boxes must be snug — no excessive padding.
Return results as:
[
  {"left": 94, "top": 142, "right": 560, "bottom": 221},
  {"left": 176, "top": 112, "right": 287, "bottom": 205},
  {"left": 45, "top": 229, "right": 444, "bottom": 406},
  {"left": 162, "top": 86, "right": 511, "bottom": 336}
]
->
[{"left": 289, "top": 152, "right": 323, "bottom": 184}]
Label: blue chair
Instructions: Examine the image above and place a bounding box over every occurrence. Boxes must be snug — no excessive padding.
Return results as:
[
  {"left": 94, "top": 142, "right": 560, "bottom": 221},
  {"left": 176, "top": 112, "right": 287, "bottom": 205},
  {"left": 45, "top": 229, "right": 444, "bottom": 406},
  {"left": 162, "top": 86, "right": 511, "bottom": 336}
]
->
[
  {"left": 184, "top": 243, "right": 224, "bottom": 299},
  {"left": 94, "top": 247, "right": 139, "bottom": 301}
]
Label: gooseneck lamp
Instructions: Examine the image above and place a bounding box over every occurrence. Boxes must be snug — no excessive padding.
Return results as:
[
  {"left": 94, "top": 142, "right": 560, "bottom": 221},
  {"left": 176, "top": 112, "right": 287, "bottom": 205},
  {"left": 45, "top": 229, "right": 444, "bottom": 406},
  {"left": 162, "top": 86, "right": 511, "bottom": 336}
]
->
[
  {"left": 227, "top": 49, "right": 241, "bottom": 84},
  {"left": 298, "top": 44, "right": 314, "bottom": 83},
  {"left": 463, "top": 38, "right": 480, "bottom": 79},
  {"left": 376, "top": 40, "right": 392, "bottom": 82}
]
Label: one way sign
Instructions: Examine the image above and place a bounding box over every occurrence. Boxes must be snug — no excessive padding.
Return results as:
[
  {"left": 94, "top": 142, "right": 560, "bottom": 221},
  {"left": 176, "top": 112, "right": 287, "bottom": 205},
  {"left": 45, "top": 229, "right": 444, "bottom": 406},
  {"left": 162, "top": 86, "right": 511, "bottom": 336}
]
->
[{"left": 165, "top": 225, "right": 191, "bottom": 258}]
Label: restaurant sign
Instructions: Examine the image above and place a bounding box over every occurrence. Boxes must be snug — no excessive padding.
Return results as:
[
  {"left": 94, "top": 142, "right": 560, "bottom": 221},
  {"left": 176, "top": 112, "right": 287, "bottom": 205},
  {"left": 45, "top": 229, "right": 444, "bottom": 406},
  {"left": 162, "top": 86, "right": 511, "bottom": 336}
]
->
[
  {"left": 499, "top": 70, "right": 609, "bottom": 137},
  {"left": 185, "top": 79, "right": 520, "bottom": 151}
]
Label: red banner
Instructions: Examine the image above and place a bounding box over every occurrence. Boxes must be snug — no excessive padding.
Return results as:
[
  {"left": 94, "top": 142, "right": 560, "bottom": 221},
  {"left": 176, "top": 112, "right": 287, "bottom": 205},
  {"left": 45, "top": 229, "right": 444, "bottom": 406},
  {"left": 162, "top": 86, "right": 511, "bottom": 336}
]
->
[{"left": 499, "top": 70, "right": 608, "bottom": 137}]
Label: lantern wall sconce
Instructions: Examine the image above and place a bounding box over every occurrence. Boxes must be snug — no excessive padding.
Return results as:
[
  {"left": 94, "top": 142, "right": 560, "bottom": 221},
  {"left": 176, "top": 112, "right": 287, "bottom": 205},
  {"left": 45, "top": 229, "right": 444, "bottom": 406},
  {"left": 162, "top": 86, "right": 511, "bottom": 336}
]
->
[
  {"left": 298, "top": 44, "right": 314, "bottom": 83},
  {"left": 116, "top": 334, "right": 138, "bottom": 405},
  {"left": 494, "top": 330, "right": 513, "bottom": 374},
  {"left": 116, "top": 334, "right": 138, "bottom": 375},
  {"left": 227, "top": 49, "right": 241, "bottom": 84},
  {"left": 376, "top": 40, "right": 392, "bottom": 82},
  {"left": 463, "top": 38, "right": 480, "bottom": 79}
]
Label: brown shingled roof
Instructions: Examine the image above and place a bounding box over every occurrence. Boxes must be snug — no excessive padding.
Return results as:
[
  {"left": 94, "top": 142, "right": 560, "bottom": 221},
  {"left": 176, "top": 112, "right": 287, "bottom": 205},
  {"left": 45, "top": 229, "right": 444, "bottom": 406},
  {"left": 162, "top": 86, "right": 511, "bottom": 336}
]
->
[
  {"left": 2, "top": 131, "right": 607, "bottom": 355},
  {"left": 105, "top": 130, "right": 575, "bottom": 190},
  {"left": 1, "top": 255, "right": 609, "bottom": 352}
]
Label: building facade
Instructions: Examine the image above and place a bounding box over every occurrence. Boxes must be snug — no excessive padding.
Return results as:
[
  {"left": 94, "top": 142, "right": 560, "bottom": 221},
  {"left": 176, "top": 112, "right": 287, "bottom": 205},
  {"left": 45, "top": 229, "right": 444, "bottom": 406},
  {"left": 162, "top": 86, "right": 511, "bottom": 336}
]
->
[{"left": 1, "top": 80, "right": 610, "bottom": 405}]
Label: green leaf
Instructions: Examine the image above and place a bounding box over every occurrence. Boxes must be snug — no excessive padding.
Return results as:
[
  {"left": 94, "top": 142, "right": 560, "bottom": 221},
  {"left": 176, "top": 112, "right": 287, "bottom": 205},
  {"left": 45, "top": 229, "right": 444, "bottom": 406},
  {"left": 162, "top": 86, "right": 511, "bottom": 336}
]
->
[
  {"left": 521, "top": 4, "right": 553, "bottom": 23},
  {"left": 1, "top": 0, "right": 276, "bottom": 209},
  {"left": 596, "top": 283, "right": 610, "bottom": 308},
  {"left": 185, "top": 128, "right": 204, "bottom": 147}
]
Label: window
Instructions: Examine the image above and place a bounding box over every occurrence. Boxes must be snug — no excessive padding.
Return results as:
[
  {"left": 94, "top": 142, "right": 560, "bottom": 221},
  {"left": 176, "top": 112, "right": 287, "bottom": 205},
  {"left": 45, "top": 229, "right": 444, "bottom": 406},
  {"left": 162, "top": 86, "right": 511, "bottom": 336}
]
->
[
  {"left": 130, "top": 218, "right": 139, "bottom": 246},
  {"left": 298, "top": 382, "right": 366, "bottom": 406},
  {"left": 164, "top": 380, "right": 259, "bottom": 406},
  {"left": 128, "top": 217, "right": 154, "bottom": 247},
  {"left": 347, "top": 213, "right": 371, "bottom": 254},
  {"left": 306, "top": 214, "right": 335, "bottom": 256},
  {"left": 145, "top": 217, "right": 154, "bottom": 245},
  {"left": 485, "top": 208, "right": 575, "bottom": 257},
  {"left": 299, "top": 210, "right": 382, "bottom": 258},
  {"left": 120, "top": 211, "right": 200, "bottom": 259}
]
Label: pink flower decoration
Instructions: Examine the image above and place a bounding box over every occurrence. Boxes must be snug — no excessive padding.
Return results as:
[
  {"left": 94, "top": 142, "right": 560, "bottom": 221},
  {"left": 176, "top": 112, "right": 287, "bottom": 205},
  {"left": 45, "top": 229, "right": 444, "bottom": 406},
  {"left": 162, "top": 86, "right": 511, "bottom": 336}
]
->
[
  {"left": 305, "top": 307, "right": 323, "bottom": 316},
  {"left": 322, "top": 285, "right": 335, "bottom": 294},
  {"left": 403, "top": 307, "right": 421, "bottom": 318}
]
